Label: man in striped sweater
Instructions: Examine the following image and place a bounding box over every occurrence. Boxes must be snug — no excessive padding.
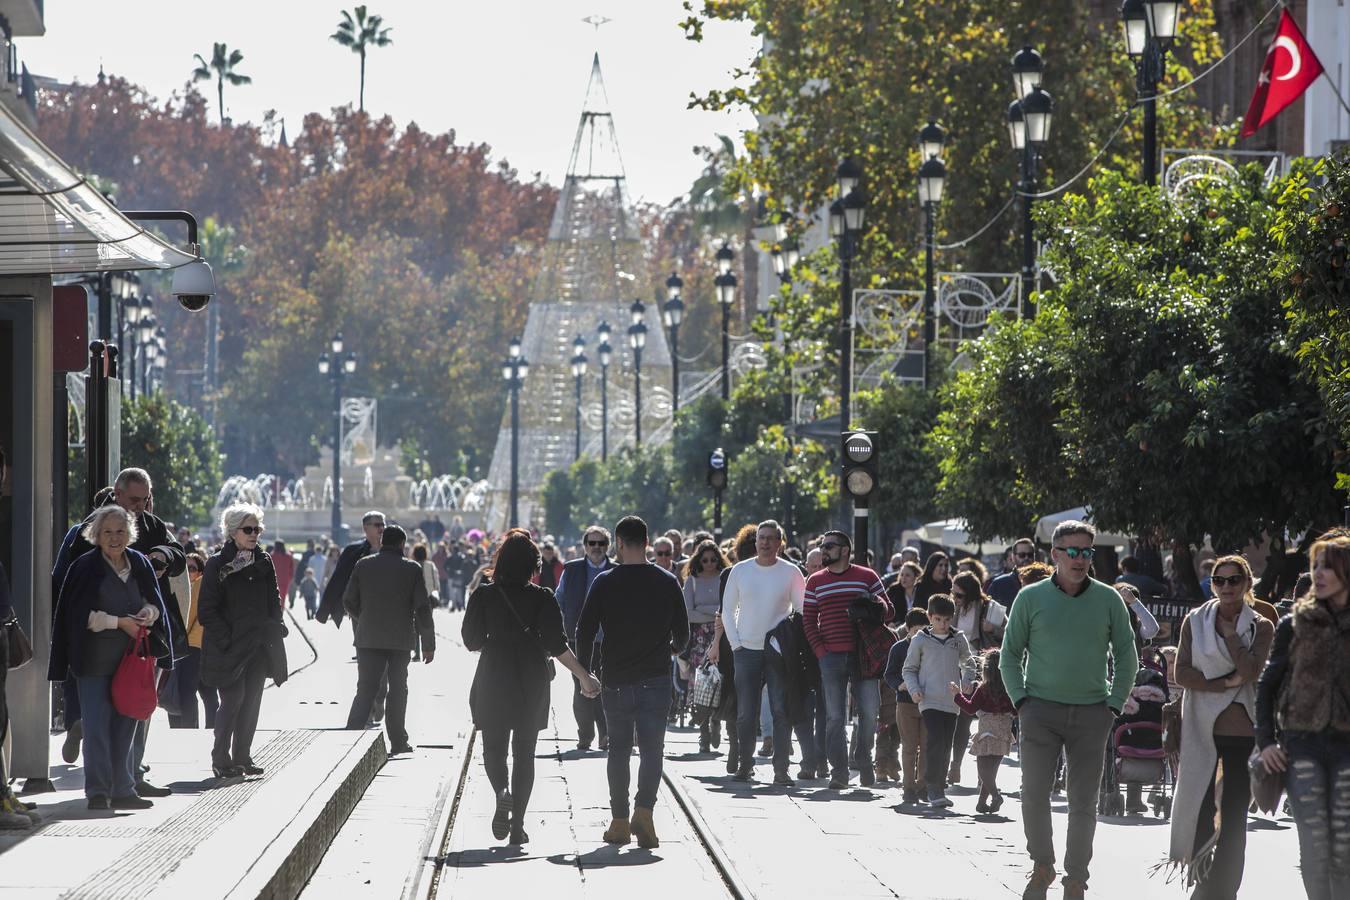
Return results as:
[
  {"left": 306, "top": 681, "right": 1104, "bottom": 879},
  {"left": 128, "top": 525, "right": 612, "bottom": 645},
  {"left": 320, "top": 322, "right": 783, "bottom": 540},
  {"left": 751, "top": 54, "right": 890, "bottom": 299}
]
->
[{"left": 803, "top": 531, "right": 893, "bottom": 789}]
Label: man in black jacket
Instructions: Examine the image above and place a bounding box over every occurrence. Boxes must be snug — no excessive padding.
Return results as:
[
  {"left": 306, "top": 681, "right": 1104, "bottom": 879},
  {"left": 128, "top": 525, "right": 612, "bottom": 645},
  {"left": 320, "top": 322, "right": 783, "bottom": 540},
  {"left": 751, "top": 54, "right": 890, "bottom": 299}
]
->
[
  {"left": 317, "top": 511, "right": 387, "bottom": 626},
  {"left": 342, "top": 525, "right": 435, "bottom": 754},
  {"left": 51, "top": 467, "right": 186, "bottom": 797}
]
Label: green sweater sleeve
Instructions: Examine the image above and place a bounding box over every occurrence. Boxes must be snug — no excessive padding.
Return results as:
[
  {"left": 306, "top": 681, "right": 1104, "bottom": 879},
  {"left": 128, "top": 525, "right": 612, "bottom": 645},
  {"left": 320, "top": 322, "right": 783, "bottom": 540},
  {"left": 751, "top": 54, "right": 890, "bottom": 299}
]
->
[
  {"left": 999, "top": 594, "right": 1030, "bottom": 707},
  {"left": 1107, "top": 595, "right": 1140, "bottom": 711}
]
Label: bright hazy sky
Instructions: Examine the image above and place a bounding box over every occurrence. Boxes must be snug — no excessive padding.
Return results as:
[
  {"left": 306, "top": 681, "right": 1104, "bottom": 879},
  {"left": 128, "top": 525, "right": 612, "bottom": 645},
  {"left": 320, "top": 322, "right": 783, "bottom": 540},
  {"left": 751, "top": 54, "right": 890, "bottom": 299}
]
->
[{"left": 21, "top": 1, "right": 760, "bottom": 205}]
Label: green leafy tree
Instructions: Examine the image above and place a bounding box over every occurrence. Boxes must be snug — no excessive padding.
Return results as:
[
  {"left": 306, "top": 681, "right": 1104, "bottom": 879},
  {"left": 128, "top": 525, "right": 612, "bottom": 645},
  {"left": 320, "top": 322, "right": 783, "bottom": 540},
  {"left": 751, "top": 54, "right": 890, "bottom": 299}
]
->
[
  {"left": 1271, "top": 150, "right": 1350, "bottom": 491},
  {"left": 331, "top": 5, "right": 394, "bottom": 113},
  {"left": 191, "top": 43, "right": 252, "bottom": 124},
  {"left": 120, "top": 393, "right": 223, "bottom": 527}
]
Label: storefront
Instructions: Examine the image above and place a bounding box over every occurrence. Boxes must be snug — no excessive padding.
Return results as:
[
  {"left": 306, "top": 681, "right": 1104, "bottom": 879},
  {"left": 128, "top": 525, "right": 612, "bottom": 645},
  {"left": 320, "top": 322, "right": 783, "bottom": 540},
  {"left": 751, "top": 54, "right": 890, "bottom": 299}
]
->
[{"left": 0, "top": 97, "right": 200, "bottom": 783}]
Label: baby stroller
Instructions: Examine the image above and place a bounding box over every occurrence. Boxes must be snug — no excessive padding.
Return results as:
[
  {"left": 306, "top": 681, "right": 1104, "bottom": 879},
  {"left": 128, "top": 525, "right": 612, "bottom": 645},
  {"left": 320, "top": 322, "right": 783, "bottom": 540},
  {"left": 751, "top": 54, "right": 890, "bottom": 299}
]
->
[{"left": 1099, "top": 660, "right": 1174, "bottom": 818}]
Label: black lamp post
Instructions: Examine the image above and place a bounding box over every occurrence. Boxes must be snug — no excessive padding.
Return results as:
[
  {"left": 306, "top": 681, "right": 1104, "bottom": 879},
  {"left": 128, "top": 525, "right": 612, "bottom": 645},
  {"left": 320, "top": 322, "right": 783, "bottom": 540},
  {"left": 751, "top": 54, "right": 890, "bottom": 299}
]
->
[
  {"left": 597, "top": 321, "right": 612, "bottom": 462},
  {"left": 628, "top": 301, "right": 647, "bottom": 448},
  {"left": 570, "top": 334, "right": 587, "bottom": 461},
  {"left": 831, "top": 156, "right": 866, "bottom": 430},
  {"left": 502, "top": 335, "right": 529, "bottom": 528},
  {"left": 714, "top": 243, "right": 737, "bottom": 400},
  {"left": 319, "top": 332, "right": 358, "bottom": 542},
  {"left": 123, "top": 291, "right": 145, "bottom": 400},
  {"left": 1009, "top": 46, "right": 1054, "bottom": 315},
  {"left": 918, "top": 121, "right": 948, "bottom": 386},
  {"left": 769, "top": 225, "right": 802, "bottom": 548},
  {"left": 1122, "top": 0, "right": 1182, "bottom": 185},
  {"left": 141, "top": 330, "right": 159, "bottom": 396},
  {"left": 663, "top": 272, "right": 684, "bottom": 413}
]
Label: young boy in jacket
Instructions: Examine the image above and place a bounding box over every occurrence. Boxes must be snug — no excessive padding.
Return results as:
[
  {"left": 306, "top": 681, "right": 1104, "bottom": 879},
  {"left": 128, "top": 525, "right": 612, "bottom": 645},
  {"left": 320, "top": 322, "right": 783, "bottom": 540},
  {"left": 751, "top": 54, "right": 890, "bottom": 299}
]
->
[
  {"left": 884, "top": 607, "right": 932, "bottom": 804},
  {"left": 901, "top": 595, "right": 973, "bottom": 807}
]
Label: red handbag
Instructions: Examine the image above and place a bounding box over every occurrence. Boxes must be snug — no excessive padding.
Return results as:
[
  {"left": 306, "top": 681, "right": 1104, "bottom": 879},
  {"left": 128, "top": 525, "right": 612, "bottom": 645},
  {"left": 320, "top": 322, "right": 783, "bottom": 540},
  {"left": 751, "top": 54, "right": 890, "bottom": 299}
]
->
[{"left": 112, "top": 627, "right": 159, "bottom": 720}]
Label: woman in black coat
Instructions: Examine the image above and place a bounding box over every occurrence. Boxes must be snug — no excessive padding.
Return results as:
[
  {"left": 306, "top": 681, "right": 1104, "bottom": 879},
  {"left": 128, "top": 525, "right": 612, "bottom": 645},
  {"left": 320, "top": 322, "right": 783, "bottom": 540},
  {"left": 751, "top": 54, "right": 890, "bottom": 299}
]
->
[
  {"left": 48, "top": 505, "right": 169, "bottom": 810},
  {"left": 462, "top": 529, "right": 599, "bottom": 845},
  {"left": 198, "top": 503, "right": 287, "bottom": 779}
]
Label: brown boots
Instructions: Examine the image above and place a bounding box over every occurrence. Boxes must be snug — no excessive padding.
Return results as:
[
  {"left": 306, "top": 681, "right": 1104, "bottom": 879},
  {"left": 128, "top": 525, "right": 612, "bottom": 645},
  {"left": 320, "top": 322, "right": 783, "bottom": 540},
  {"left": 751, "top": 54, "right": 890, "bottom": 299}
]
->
[
  {"left": 603, "top": 817, "right": 631, "bottom": 844},
  {"left": 631, "top": 807, "right": 659, "bottom": 848}
]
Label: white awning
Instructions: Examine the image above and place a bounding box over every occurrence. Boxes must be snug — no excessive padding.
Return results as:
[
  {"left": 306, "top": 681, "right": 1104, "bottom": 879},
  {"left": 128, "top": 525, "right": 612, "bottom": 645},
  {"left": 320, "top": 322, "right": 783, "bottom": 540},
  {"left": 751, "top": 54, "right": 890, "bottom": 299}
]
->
[{"left": 0, "top": 96, "right": 197, "bottom": 275}]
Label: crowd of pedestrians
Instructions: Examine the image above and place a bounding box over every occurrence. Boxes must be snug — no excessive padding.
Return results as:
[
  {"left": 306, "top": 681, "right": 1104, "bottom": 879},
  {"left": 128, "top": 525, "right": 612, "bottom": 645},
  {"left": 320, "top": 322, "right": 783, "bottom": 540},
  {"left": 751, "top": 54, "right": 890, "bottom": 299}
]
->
[{"left": 4, "top": 465, "right": 1347, "bottom": 900}]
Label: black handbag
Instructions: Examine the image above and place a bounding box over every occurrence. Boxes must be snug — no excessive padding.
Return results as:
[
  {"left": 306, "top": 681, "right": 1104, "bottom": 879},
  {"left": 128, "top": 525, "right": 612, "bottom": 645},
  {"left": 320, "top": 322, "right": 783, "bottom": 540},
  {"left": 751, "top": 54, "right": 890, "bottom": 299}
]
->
[
  {"left": 497, "top": 585, "right": 556, "bottom": 680},
  {"left": 4, "top": 615, "right": 33, "bottom": 670}
]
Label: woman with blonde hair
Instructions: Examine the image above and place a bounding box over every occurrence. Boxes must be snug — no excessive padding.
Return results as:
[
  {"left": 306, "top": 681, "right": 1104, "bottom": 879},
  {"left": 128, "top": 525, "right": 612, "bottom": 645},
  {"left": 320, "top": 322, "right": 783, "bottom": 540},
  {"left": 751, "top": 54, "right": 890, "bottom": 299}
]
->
[
  {"left": 1168, "top": 554, "right": 1274, "bottom": 898},
  {"left": 1256, "top": 534, "right": 1350, "bottom": 900}
]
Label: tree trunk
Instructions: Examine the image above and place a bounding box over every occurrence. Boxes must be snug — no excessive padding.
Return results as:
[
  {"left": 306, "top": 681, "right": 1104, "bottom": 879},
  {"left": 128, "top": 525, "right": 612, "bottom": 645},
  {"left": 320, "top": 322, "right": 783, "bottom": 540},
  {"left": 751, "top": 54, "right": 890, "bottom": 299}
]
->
[
  {"left": 217, "top": 78, "right": 225, "bottom": 124},
  {"left": 1170, "top": 540, "right": 1203, "bottom": 602},
  {"left": 359, "top": 52, "right": 366, "bottom": 112}
]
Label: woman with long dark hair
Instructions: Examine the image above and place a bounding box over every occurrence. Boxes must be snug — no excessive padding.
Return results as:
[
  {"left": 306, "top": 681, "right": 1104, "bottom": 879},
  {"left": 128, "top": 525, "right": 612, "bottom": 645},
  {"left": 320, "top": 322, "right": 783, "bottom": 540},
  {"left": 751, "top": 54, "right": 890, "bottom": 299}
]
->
[
  {"left": 1256, "top": 535, "right": 1350, "bottom": 900},
  {"left": 914, "top": 552, "right": 952, "bottom": 610},
  {"left": 463, "top": 529, "right": 599, "bottom": 845},
  {"left": 682, "top": 539, "right": 731, "bottom": 752}
]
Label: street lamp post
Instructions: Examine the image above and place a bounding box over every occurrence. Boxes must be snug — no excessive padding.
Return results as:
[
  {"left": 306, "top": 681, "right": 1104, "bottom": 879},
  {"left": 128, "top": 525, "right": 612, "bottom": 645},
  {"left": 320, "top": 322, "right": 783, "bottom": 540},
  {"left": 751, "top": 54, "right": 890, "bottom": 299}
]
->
[
  {"left": 769, "top": 230, "right": 801, "bottom": 547},
  {"left": 597, "top": 321, "right": 612, "bottom": 462},
  {"left": 123, "top": 292, "right": 145, "bottom": 400},
  {"left": 141, "top": 332, "right": 158, "bottom": 396},
  {"left": 1122, "top": 0, "right": 1182, "bottom": 185},
  {"left": 628, "top": 300, "right": 647, "bottom": 448},
  {"left": 918, "top": 122, "right": 948, "bottom": 386},
  {"left": 570, "top": 334, "right": 587, "bottom": 461},
  {"left": 714, "top": 244, "right": 736, "bottom": 400},
  {"left": 319, "top": 332, "right": 358, "bottom": 543},
  {"left": 1009, "top": 47, "right": 1054, "bottom": 316},
  {"left": 831, "top": 156, "right": 866, "bottom": 431},
  {"left": 502, "top": 336, "right": 529, "bottom": 528},
  {"left": 663, "top": 272, "right": 684, "bottom": 413}
]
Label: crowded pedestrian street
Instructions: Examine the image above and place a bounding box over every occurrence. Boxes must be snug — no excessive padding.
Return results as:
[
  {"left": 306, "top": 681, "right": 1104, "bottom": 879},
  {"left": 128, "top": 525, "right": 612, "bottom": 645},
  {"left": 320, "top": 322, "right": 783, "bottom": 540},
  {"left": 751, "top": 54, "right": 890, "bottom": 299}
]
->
[{"left": 2, "top": 2, "right": 1350, "bottom": 899}]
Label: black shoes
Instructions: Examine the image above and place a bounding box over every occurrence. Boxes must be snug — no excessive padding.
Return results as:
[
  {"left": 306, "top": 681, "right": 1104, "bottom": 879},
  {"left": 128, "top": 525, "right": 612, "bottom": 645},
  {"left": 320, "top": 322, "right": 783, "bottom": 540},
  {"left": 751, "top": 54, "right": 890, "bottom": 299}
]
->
[
  {"left": 772, "top": 773, "right": 795, "bottom": 787},
  {"left": 859, "top": 766, "right": 876, "bottom": 788},
  {"left": 62, "top": 721, "right": 83, "bottom": 764},
  {"left": 492, "top": 789, "right": 513, "bottom": 840},
  {"left": 87, "top": 795, "right": 110, "bottom": 810},
  {"left": 112, "top": 795, "right": 154, "bottom": 810},
  {"left": 989, "top": 792, "right": 1004, "bottom": 814},
  {"left": 389, "top": 744, "right": 414, "bottom": 755},
  {"left": 796, "top": 768, "right": 815, "bottom": 781},
  {"left": 828, "top": 779, "right": 848, "bottom": 790},
  {"left": 509, "top": 826, "right": 529, "bottom": 845},
  {"left": 213, "top": 765, "right": 244, "bottom": 780},
  {"left": 241, "top": 764, "right": 265, "bottom": 776},
  {"left": 732, "top": 768, "right": 753, "bottom": 783},
  {"left": 135, "top": 781, "right": 172, "bottom": 798}
]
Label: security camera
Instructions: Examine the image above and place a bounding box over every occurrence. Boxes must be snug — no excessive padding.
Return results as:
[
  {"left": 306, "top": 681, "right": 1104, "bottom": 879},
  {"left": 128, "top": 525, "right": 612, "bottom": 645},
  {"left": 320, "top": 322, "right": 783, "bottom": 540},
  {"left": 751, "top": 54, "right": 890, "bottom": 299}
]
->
[{"left": 172, "top": 257, "right": 216, "bottom": 312}]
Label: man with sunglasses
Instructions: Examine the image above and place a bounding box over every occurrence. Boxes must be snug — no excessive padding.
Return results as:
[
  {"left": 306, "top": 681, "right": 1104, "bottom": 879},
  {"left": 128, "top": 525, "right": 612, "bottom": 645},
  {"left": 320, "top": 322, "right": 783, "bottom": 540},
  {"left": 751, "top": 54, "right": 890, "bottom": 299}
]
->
[
  {"left": 317, "top": 511, "right": 387, "bottom": 627},
  {"left": 556, "top": 526, "right": 614, "bottom": 751},
  {"left": 989, "top": 538, "right": 1036, "bottom": 610},
  {"left": 1000, "top": 521, "right": 1138, "bottom": 900}
]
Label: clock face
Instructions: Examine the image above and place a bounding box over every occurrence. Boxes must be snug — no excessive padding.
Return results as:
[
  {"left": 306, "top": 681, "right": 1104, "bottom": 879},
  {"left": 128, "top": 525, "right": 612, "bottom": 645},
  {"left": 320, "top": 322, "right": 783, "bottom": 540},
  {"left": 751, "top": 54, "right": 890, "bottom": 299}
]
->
[
  {"left": 709, "top": 450, "right": 726, "bottom": 470},
  {"left": 844, "top": 432, "right": 874, "bottom": 464},
  {"left": 846, "top": 469, "right": 875, "bottom": 497}
]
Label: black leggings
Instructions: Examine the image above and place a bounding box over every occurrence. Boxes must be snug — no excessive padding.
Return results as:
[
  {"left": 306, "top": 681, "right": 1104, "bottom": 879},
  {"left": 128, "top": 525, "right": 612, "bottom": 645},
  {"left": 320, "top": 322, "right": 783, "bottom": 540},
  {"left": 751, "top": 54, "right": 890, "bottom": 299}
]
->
[
  {"left": 1191, "top": 734, "right": 1254, "bottom": 900},
  {"left": 480, "top": 727, "right": 539, "bottom": 820}
]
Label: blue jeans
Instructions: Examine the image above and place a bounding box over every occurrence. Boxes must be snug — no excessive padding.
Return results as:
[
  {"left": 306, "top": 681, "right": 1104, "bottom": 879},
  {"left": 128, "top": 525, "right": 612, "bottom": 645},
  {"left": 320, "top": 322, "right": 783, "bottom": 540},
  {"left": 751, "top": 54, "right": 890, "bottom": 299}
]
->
[
  {"left": 733, "top": 648, "right": 790, "bottom": 776},
  {"left": 76, "top": 676, "right": 137, "bottom": 799},
  {"left": 819, "top": 651, "right": 880, "bottom": 784},
  {"left": 1285, "top": 732, "right": 1350, "bottom": 900},
  {"left": 602, "top": 676, "right": 669, "bottom": 818}
]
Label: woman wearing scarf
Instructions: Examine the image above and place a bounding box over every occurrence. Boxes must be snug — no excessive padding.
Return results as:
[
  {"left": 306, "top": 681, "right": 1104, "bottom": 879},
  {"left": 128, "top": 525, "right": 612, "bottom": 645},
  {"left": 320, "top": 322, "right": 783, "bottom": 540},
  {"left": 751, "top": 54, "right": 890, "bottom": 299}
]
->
[
  {"left": 1167, "top": 555, "right": 1273, "bottom": 899},
  {"left": 199, "top": 503, "right": 287, "bottom": 779}
]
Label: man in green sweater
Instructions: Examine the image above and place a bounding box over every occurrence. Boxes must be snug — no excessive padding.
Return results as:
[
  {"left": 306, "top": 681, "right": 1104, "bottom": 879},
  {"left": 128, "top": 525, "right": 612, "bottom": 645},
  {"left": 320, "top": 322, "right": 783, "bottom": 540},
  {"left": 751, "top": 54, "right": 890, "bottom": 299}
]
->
[{"left": 1000, "top": 521, "right": 1138, "bottom": 900}]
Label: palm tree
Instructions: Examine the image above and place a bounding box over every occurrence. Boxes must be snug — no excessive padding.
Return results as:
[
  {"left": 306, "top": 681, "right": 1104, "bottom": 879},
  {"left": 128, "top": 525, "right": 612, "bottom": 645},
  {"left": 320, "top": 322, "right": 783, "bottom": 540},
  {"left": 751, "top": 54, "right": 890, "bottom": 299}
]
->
[
  {"left": 191, "top": 43, "right": 252, "bottom": 125},
  {"left": 330, "top": 6, "right": 393, "bottom": 112}
]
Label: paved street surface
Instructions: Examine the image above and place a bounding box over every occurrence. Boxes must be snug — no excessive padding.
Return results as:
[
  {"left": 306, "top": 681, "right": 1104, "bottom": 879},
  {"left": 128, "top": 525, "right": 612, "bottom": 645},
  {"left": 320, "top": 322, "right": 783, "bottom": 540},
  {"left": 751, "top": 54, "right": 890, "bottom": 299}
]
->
[{"left": 3, "top": 607, "right": 1303, "bottom": 899}]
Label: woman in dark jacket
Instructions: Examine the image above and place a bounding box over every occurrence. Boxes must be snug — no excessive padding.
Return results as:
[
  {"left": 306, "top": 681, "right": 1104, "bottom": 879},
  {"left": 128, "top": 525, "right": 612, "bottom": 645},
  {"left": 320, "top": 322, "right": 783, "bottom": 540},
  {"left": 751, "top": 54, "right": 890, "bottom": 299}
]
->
[
  {"left": 199, "top": 503, "right": 286, "bottom": 779},
  {"left": 48, "top": 505, "right": 168, "bottom": 810},
  {"left": 1256, "top": 534, "right": 1350, "bottom": 900},
  {"left": 463, "top": 529, "right": 598, "bottom": 846},
  {"left": 913, "top": 552, "right": 952, "bottom": 610}
]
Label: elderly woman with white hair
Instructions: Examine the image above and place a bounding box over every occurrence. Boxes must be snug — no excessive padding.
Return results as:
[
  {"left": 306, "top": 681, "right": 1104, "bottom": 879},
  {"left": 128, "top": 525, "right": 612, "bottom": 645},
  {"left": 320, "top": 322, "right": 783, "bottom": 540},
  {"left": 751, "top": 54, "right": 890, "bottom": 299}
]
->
[
  {"left": 49, "top": 505, "right": 167, "bottom": 810},
  {"left": 198, "top": 503, "right": 287, "bottom": 779}
]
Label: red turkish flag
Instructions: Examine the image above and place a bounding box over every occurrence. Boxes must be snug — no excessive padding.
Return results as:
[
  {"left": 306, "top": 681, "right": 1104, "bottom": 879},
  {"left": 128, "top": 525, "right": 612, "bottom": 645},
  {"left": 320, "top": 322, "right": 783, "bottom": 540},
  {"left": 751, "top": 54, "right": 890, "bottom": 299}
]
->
[{"left": 1242, "top": 9, "right": 1324, "bottom": 137}]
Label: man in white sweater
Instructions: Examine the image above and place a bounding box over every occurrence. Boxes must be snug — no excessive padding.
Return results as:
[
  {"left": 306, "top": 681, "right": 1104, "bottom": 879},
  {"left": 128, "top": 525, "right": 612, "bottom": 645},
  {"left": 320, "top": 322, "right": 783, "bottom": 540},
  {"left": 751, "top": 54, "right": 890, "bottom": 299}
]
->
[{"left": 722, "top": 520, "right": 806, "bottom": 784}]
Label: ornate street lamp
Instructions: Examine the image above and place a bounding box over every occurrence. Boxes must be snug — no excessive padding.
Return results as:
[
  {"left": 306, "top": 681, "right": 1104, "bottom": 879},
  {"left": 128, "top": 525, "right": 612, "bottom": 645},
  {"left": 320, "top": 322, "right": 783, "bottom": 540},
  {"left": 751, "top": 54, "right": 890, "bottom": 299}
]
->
[
  {"left": 628, "top": 304, "right": 647, "bottom": 448},
  {"left": 919, "top": 133, "right": 948, "bottom": 386},
  {"left": 1011, "top": 47, "right": 1054, "bottom": 316},
  {"left": 833, "top": 156, "right": 867, "bottom": 431},
  {"left": 320, "top": 332, "right": 358, "bottom": 542},
  {"left": 502, "top": 336, "right": 529, "bottom": 528},
  {"left": 663, "top": 272, "right": 685, "bottom": 413},
  {"left": 1122, "top": 0, "right": 1182, "bottom": 185},
  {"left": 597, "top": 321, "right": 612, "bottom": 461},
  {"left": 714, "top": 244, "right": 737, "bottom": 400},
  {"left": 570, "top": 334, "right": 587, "bottom": 461}
]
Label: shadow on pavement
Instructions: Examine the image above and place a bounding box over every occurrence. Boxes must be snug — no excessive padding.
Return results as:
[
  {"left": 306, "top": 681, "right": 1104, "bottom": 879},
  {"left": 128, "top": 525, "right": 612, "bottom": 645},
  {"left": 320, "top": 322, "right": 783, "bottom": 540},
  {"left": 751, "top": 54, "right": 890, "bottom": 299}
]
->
[
  {"left": 441, "top": 846, "right": 529, "bottom": 867},
  {"left": 549, "top": 847, "right": 664, "bottom": 868}
]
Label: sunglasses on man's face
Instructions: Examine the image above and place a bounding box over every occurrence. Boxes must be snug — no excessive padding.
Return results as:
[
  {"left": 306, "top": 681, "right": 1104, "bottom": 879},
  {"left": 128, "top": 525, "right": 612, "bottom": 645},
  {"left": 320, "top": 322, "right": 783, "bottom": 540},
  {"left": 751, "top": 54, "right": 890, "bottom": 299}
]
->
[
  {"left": 820, "top": 542, "right": 844, "bottom": 551},
  {"left": 239, "top": 526, "right": 264, "bottom": 536},
  {"left": 587, "top": 540, "right": 609, "bottom": 548},
  {"left": 188, "top": 566, "right": 202, "bottom": 574},
  {"left": 1054, "top": 546, "right": 1095, "bottom": 560},
  {"left": 1015, "top": 551, "right": 1035, "bottom": 560},
  {"left": 1210, "top": 574, "right": 1246, "bottom": 587}
]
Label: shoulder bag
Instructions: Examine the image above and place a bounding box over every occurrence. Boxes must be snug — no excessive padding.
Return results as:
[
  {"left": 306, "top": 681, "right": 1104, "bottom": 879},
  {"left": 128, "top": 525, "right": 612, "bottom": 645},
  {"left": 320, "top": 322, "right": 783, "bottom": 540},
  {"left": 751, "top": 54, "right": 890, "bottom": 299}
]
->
[
  {"left": 112, "top": 626, "right": 159, "bottom": 720},
  {"left": 4, "top": 614, "right": 33, "bottom": 670},
  {"left": 497, "top": 585, "right": 557, "bottom": 680}
]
